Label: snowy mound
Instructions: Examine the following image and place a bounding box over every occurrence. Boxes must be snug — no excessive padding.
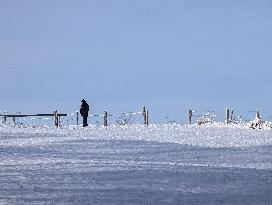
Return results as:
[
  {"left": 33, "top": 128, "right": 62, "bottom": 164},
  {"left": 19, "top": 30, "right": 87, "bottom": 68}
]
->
[{"left": 1, "top": 122, "right": 272, "bottom": 148}]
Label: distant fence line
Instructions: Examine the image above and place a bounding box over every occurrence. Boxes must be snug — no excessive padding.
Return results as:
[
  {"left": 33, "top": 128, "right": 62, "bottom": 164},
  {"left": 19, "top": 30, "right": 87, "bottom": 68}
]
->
[
  {"left": 0, "top": 107, "right": 271, "bottom": 129},
  {"left": 86, "top": 106, "right": 149, "bottom": 126},
  {"left": 0, "top": 106, "right": 149, "bottom": 127}
]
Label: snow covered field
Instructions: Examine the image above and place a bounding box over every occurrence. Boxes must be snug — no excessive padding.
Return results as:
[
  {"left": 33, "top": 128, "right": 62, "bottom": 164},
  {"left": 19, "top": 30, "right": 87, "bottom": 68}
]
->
[{"left": 0, "top": 123, "right": 272, "bottom": 204}]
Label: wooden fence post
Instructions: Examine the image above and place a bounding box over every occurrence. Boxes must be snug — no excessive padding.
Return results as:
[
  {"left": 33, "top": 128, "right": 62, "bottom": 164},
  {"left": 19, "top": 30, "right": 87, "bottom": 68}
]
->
[
  {"left": 76, "top": 111, "right": 79, "bottom": 125},
  {"left": 143, "top": 106, "right": 146, "bottom": 125},
  {"left": 231, "top": 110, "right": 234, "bottom": 122},
  {"left": 226, "top": 108, "right": 230, "bottom": 124},
  {"left": 142, "top": 106, "right": 146, "bottom": 117},
  {"left": 54, "top": 110, "right": 59, "bottom": 127},
  {"left": 189, "top": 110, "right": 193, "bottom": 124},
  {"left": 146, "top": 110, "right": 149, "bottom": 126},
  {"left": 104, "top": 111, "right": 108, "bottom": 127},
  {"left": 142, "top": 106, "right": 149, "bottom": 126},
  {"left": 256, "top": 110, "right": 260, "bottom": 119}
]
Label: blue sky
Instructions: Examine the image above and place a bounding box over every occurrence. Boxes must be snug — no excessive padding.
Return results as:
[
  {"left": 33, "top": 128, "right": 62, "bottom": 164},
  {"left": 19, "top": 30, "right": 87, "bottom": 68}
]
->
[{"left": 0, "top": 0, "right": 272, "bottom": 122}]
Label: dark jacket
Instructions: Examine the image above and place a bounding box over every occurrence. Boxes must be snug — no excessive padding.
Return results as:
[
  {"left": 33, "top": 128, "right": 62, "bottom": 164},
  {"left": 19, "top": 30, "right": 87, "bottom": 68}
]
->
[{"left": 80, "top": 101, "right": 89, "bottom": 117}]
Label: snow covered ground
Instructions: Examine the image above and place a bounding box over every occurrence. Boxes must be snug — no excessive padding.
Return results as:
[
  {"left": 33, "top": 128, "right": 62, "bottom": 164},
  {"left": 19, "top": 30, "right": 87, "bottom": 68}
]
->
[{"left": 0, "top": 123, "right": 272, "bottom": 204}]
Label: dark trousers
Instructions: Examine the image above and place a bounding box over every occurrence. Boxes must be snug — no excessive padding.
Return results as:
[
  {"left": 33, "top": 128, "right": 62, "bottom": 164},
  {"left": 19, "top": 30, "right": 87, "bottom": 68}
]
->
[{"left": 83, "top": 116, "right": 88, "bottom": 127}]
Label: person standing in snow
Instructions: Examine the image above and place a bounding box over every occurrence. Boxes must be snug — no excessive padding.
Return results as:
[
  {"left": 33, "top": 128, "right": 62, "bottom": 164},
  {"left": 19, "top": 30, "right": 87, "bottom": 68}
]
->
[{"left": 80, "top": 99, "right": 89, "bottom": 127}]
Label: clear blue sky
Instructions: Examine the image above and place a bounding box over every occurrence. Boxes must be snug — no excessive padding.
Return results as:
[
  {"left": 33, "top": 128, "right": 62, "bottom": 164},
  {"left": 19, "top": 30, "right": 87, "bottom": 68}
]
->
[{"left": 1, "top": 0, "right": 272, "bottom": 122}]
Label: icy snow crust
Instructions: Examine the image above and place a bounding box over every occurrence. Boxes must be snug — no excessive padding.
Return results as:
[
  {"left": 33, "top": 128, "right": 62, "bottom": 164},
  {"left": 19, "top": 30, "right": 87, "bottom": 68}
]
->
[
  {"left": 0, "top": 123, "right": 272, "bottom": 204},
  {"left": 1, "top": 123, "right": 272, "bottom": 148}
]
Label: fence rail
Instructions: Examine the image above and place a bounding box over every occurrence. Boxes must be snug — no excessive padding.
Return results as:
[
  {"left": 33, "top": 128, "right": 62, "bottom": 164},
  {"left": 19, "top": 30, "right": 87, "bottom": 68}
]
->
[{"left": 0, "top": 111, "right": 67, "bottom": 127}]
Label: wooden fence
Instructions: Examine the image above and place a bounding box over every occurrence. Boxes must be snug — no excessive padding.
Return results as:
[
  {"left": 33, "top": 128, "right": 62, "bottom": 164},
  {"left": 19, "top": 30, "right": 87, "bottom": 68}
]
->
[
  {"left": 0, "top": 106, "right": 149, "bottom": 127},
  {"left": 0, "top": 111, "right": 67, "bottom": 127},
  {"left": 0, "top": 107, "right": 268, "bottom": 128}
]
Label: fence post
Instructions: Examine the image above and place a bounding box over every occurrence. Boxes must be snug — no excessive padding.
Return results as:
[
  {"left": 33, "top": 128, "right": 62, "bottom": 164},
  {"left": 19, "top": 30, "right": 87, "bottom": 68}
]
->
[
  {"left": 189, "top": 110, "right": 193, "bottom": 124},
  {"left": 143, "top": 106, "right": 149, "bottom": 126},
  {"left": 231, "top": 110, "right": 234, "bottom": 122},
  {"left": 256, "top": 110, "right": 260, "bottom": 119},
  {"left": 76, "top": 111, "right": 79, "bottom": 125},
  {"left": 146, "top": 110, "right": 149, "bottom": 126},
  {"left": 142, "top": 106, "right": 146, "bottom": 117},
  {"left": 104, "top": 111, "right": 108, "bottom": 127},
  {"left": 54, "top": 110, "right": 59, "bottom": 127},
  {"left": 226, "top": 108, "right": 230, "bottom": 124},
  {"left": 144, "top": 109, "right": 149, "bottom": 126},
  {"left": 143, "top": 106, "right": 146, "bottom": 125}
]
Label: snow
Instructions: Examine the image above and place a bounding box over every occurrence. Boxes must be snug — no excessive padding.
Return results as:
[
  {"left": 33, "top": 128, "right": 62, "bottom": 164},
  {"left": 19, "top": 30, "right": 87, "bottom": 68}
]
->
[{"left": 0, "top": 123, "right": 272, "bottom": 204}]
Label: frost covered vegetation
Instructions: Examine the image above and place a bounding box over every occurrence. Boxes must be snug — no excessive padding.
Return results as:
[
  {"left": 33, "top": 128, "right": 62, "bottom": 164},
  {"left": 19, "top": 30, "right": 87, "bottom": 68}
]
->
[{"left": 0, "top": 122, "right": 272, "bottom": 204}]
